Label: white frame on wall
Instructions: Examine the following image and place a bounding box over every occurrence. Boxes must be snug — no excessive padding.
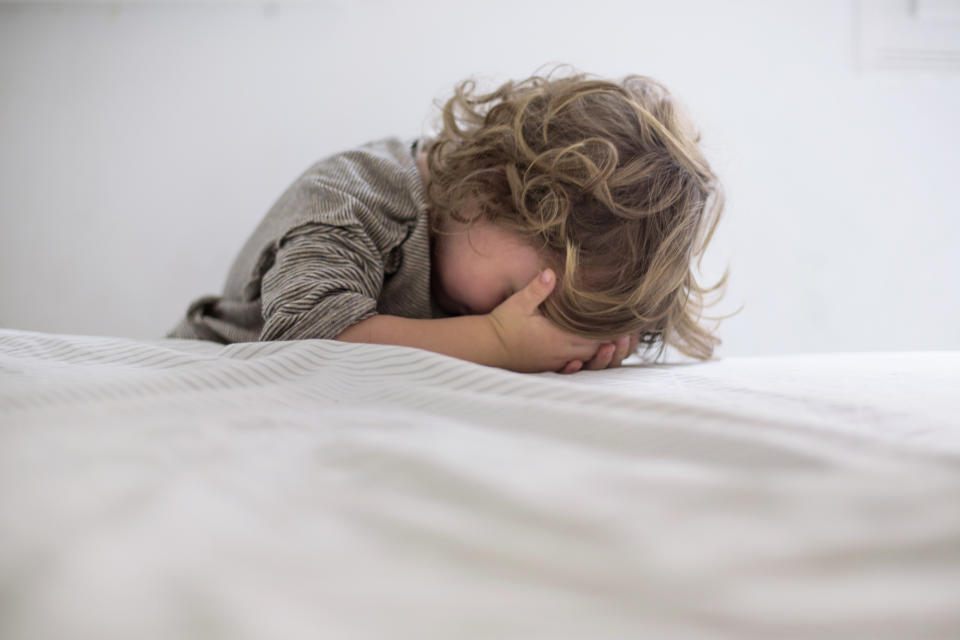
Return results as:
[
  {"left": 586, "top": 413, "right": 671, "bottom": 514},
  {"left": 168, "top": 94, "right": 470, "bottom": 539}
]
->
[{"left": 858, "top": 0, "right": 960, "bottom": 71}]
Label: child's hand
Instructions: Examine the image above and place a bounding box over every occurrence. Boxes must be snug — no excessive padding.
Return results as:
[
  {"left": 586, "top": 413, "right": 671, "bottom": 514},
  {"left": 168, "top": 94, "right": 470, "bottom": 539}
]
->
[
  {"left": 485, "top": 269, "right": 605, "bottom": 373},
  {"left": 559, "top": 332, "right": 640, "bottom": 373}
]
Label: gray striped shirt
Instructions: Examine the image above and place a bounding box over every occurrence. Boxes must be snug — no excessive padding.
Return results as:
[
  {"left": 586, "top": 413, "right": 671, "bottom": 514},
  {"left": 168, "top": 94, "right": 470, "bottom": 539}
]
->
[{"left": 168, "top": 137, "right": 448, "bottom": 343}]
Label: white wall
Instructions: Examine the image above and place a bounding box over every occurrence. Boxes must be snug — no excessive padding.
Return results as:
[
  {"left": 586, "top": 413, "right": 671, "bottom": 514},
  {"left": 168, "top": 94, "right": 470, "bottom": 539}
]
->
[{"left": 1, "top": 0, "right": 958, "bottom": 358}]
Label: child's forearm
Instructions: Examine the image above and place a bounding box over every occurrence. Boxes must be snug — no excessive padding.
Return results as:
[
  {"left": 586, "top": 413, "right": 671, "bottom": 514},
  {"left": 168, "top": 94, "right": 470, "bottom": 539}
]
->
[{"left": 335, "top": 314, "right": 509, "bottom": 369}]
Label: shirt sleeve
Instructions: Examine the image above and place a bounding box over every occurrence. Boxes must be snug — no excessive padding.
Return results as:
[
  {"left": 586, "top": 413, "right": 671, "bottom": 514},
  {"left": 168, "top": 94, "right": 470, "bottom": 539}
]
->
[{"left": 259, "top": 222, "right": 385, "bottom": 341}]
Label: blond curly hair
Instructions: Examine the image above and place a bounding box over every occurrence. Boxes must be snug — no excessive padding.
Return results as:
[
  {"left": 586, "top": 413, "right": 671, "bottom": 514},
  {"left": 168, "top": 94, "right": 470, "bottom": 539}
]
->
[{"left": 421, "top": 64, "right": 738, "bottom": 363}]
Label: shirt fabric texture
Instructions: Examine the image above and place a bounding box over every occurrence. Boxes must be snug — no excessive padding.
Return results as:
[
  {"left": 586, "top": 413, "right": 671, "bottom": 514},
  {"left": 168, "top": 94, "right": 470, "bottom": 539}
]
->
[{"left": 167, "top": 137, "right": 447, "bottom": 343}]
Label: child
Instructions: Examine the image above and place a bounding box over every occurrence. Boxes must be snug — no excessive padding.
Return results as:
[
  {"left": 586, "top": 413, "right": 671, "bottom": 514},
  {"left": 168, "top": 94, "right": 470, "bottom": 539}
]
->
[{"left": 168, "top": 65, "right": 732, "bottom": 374}]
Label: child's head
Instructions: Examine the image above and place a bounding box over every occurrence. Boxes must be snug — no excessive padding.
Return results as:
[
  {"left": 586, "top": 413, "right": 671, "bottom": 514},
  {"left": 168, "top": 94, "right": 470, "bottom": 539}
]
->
[
  {"left": 420, "top": 64, "right": 733, "bottom": 363},
  {"left": 428, "top": 207, "right": 546, "bottom": 317}
]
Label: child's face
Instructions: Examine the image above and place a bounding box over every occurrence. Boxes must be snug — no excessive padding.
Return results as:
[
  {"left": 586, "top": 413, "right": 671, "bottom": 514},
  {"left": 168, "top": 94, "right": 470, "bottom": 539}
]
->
[{"left": 431, "top": 212, "right": 546, "bottom": 316}]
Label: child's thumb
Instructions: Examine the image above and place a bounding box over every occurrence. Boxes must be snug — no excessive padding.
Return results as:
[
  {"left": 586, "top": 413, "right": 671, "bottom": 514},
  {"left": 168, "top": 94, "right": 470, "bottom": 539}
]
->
[{"left": 519, "top": 269, "right": 555, "bottom": 310}]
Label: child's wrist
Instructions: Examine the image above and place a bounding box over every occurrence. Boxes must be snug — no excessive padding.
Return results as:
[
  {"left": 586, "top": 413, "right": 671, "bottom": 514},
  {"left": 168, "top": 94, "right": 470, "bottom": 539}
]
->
[{"left": 481, "top": 313, "right": 512, "bottom": 371}]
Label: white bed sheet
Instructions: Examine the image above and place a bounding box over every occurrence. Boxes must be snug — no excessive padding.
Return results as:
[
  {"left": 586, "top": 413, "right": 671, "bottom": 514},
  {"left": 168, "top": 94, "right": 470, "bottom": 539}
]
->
[{"left": 1, "top": 329, "right": 959, "bottom": 639}]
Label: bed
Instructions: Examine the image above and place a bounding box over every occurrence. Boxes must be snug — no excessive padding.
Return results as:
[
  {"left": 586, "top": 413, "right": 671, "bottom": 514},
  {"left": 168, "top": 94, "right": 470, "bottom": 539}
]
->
[{"left": 1, "top": 327, "right": 959, "bottom": 639}]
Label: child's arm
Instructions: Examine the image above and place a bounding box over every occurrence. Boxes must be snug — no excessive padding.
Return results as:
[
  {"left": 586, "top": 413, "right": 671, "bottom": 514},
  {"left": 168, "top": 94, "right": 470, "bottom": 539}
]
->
[{"left": 336, "top": 269, "right": 604, "bottom": 373}]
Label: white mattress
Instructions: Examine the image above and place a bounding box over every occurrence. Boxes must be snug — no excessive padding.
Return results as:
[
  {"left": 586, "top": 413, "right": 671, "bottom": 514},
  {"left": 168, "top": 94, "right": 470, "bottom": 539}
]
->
[{"left": 1, "top": 328, "right": 959, "bottom": 639}]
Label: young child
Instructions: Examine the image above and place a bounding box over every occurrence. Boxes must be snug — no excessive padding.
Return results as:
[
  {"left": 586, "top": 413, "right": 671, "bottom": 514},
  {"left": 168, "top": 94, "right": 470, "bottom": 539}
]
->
[{"left": 168, "top": 65, "right": 732, "bottom": 374}]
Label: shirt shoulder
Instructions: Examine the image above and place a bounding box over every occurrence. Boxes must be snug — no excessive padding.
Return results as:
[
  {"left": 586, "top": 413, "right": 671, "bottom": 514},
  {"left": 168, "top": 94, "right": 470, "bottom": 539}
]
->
[
  {"left": 221, "top": 137, "right": 432, "bottom": 301},
  {"left": 296, "top": 137, "right": 428, "bottom": 229}
]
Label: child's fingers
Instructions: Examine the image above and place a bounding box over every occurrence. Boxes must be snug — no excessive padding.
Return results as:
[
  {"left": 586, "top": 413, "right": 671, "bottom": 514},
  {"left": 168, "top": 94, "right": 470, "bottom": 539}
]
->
[
  {"left": 571, "top": 340, "right": 606, "bottom": 362},
  {"left": 516, "top": 269, "right": 555, "bottom": 312},
  {"left": 584, "top": 343, "right": 616, "bottom": 371},
  {"left": 611, "top": 335, "right": 630, "bottom": 367},
  {"left": 605, "top": 333, "right": 640, "bottom": 368},
  {"left": 558, "top": 360, "right": 582, "bottom": 374}
]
